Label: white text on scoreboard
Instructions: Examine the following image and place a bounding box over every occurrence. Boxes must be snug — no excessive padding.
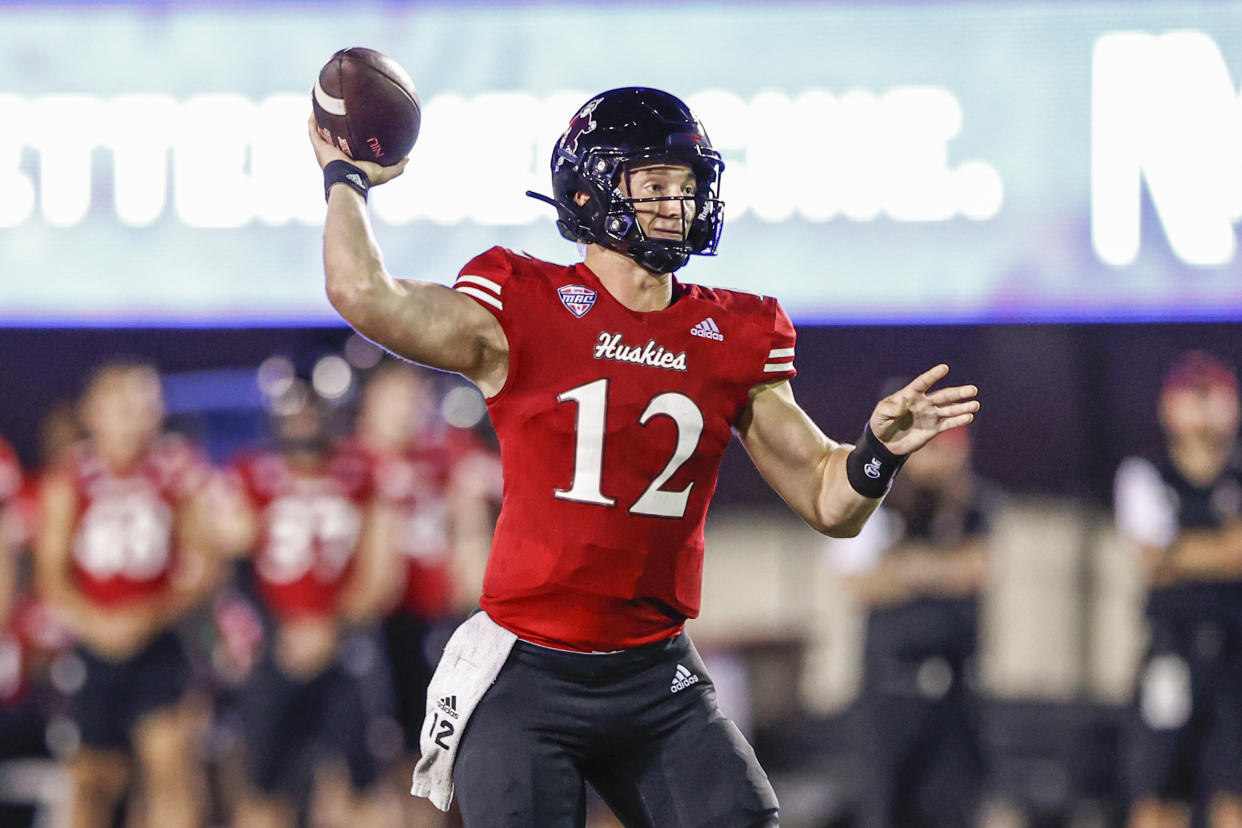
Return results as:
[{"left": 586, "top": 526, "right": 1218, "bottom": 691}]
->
[{"left": 0, "top": 88, "right": 1001, "bottom": 230}]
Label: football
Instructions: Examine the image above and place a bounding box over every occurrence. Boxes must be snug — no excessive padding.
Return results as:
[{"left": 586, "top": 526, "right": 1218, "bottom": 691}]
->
[{"left": 312, "top": 47, "right": 421, "bottom": 167}]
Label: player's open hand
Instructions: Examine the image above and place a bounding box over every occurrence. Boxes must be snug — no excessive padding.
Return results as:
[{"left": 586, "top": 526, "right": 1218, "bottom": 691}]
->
[
  {"left": 868, "top": 364, "right": 979, "bottom": 456},
  {"left": 307, "top": 114, "right": 408, "bottom": 186}
]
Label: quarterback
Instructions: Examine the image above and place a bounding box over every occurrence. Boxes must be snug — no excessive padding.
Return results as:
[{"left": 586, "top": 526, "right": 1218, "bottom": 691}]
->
[{"left": 309, "top": 87, "right": 979, "bottom": 827}]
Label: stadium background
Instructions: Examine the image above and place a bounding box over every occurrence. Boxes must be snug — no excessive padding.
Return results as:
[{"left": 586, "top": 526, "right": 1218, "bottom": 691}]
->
[{"left": 1, "top": 0, "right": 1241, "bottom": 825}]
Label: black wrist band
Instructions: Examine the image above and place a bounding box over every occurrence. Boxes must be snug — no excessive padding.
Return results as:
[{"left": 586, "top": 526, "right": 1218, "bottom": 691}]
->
[
  {"left": 845, "top": 424, "right": 908, "bottom": 499},
  {"left": 323, "top": 159, "right": 370, "bottom": 202}
]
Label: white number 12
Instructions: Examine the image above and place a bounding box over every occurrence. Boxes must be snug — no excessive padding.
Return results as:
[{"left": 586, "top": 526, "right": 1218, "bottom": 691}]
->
[{"left": 554, "top": 378, "right": 704, "bottom": 519}]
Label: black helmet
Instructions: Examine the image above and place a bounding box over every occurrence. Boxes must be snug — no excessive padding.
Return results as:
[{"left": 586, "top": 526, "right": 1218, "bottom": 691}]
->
[{"left": 526, "top": 87, "right": 725, "bottom": 274}]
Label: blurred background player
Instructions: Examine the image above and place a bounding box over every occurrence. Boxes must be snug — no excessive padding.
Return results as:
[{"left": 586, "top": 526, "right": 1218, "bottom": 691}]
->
[
  {"left": 0, "top": 434, "right": 27, "bottom": 696},
  {"left": 0, "top": 405, "right": 83, "bottom": 826},
  {"left": 1113, "top": 351, "right": 1242, "bottom": 828},
  {"left": 833, "top": 423, "right": 995, "bottom": 828},
  {"left": 344, "top": 359, "right": 500, "bottom": 827},
  {"left": 220, "top": 383, "right": 396, "bottom": 828},
  {"left": 33, "top": 360, "right": 218, "bottom": 828},
  {"left": 0, "top": 433, "right": 47, "bottom": 828}
]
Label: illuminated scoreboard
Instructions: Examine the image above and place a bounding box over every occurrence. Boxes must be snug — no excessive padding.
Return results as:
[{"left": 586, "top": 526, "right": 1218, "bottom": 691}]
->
[{"left": 0, "top": 2, "right": 1239, "bottom": 326}]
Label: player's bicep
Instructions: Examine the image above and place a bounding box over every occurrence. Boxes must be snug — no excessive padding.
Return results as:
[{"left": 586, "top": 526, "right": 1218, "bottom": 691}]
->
[
  {"left": 740, "top": 380, "right": 832, "bottom": 459},
  {"left": 737, "top": 380, "right": 836, "bottom": 494},
  {"left": 337, "top": 274, "right": 509, "bottom": 391}
]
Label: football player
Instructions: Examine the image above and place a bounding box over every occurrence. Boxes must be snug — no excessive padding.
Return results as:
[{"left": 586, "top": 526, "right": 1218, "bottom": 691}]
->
[
  {"left": 343, "top": 360, "right": 500, "bottom": 826},
  {"left": 35, "top": 360, "right": 217, "bottom": 828},
  {"left": 832, "top": 424, "right": 995, "bottom": 827},
  {"left": 220, "top": 388, "right": 396, "bottom": 828},
  {"left": 308, "top": 86, "right": 979, "bottom": 827},
  {"left": 1114, "top": 351, "right": 1242, "bottom": 828},
  {"left": 0, "top": 435, "right": 42, "bottom": 828}
]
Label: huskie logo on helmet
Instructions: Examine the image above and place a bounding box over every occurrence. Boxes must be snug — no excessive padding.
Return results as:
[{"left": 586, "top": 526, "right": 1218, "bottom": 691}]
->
[
  {"left": 560, "top": 98, "right": 600, "bottom": 158},
  {"left": 526, "top": 87, "right": 726, "bottom": 275}
]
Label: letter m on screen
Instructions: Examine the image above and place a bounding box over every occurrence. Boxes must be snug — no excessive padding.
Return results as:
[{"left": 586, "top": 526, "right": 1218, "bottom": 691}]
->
[{"left": 1092, "top": 31, "right": 1242, "bottom": 267}]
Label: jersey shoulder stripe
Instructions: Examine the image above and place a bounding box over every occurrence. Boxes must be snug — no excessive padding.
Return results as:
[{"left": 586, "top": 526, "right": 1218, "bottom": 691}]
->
[
  {"left": 452, "top": 247, "right": 567, "bottom": 315},
  {"left": 680, "top": 283, "right": 798, "bottom": 379}
]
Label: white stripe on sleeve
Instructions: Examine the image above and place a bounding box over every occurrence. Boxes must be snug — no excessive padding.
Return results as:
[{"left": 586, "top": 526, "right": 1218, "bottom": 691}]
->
[
  {"left": 455, "top": 274, "right": 503, "bottom": 295},
  {"left": 455, "top": 285, "right": 503, "bottom": 311},
  {"left": 763, "top": 361, "right": 795, "bottom": 373},
  {"left": 767, "top": 347, "right": 795, "bottom": 359}
]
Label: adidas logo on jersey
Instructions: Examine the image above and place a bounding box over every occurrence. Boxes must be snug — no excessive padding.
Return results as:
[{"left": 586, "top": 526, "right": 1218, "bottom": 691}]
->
[
  {"left": 436, "top": 695, "right": 459, "bottom": 719},
  {"left": 670, "top": 664, "right": 700, "bottom": 694},
  {"left": 690, "top": 317, "right": 724, "bottom": 341}
]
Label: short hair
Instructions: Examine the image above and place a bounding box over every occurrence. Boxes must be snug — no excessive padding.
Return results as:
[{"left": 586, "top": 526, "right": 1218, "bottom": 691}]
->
[
  {"left": 80, "top": 356, "right": 161, "bottom": 400},
  {"left": 1162, "top": 350, "right": 1237, "bottom": 396}
]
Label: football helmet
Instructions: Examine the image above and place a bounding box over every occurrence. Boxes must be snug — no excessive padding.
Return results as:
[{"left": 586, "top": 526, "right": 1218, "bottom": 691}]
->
[{"left": 526, "top": 87, "right": 725, "bottom": 274}]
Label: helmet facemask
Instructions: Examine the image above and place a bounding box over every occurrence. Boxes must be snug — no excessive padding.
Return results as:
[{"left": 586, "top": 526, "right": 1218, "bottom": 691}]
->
[{"left": 577, "top": 149, "right": 724, "bottom": 275}]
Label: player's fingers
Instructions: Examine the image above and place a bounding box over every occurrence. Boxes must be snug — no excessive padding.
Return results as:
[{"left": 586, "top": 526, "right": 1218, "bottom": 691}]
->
[
  {"left": 927, "top": 384, "right": 978, "bottom": 405},
  {"left": 936, "top": 400, "right": 980, "bottom": 419},
  {"left": 366, "top": 157, "right": 409, "bottom": 186},
  {"left": 905, "top": 363, "right": 950, "bottom": 395},
  {"left": 938, "top": 412, "right": 976, "bottom": 432}
]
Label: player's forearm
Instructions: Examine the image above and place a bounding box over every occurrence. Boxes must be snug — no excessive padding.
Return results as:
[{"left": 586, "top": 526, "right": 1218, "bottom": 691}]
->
[
  {"left": 1165, "top": 529, "right": 1242, "bottom": 580},
  {"left": 894, "top": 542, "right": 988, "bottom": 597},
  {"left": 33, "top": 546, "right": 91, "bottom": 622},
  {"left": 739, "top": 384, "right": 883, "bottom": 536},
  {"left": 336, "top": 557, "right": 394, "bottom": 625},
  {"left": 323, "top": 186, "right": 392, "bottom": 323},
  {"left": 843, "top": 568, "right": 915, "bottom": 609},
  {"left": 37, "top": 577, "right": 116, "bottom": 638},
  {"left": 337, "top": 513, "right": 398, "bottom": 625},
  {"left": 161, "top": 551, "right": 220, "bottom": 623},
  {"left": 807, "top": 444, "right": 883, "bottom": 537}
]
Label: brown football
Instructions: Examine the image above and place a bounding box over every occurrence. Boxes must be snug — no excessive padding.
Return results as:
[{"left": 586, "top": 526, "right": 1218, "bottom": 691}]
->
[{"left": 312, "top": 47, "right": 421, "bottom": 167}]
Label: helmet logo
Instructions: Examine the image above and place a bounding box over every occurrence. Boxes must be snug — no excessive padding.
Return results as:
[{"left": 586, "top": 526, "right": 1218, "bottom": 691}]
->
[
  {"left": 561, "top": 98, "right": 601, "bottom": 159},
  {"left": 558, "top": 285, "right": 598, "bottom": 318}
]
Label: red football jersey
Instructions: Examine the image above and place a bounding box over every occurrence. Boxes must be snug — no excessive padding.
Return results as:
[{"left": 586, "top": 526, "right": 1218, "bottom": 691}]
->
[
  {"left": 231, "top": 449, "right": 372, "bottom": 619},
  {"left": 65, "top": 435, "right": 208, "bottom": 605},
  {"left": 454, "top": 247, "right": 797, "bottom": 651},
  {"left": 341, "top": 434, "right": 457, "bottom": 619},
  {"left": 345, "top": 430, "right": 502, "bottom": 620}
]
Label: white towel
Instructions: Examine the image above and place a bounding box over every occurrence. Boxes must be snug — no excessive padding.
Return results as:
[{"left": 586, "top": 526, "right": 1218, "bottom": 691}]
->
[{"left": 410, "top": 611, "right": 518, "bottom": 811}]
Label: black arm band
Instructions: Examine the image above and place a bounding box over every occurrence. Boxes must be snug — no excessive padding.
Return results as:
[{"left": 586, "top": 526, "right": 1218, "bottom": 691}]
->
[
  {"left": 845, "top": 424, "right": 908, "bottom": 499},
  {"left": 323, "top": 159, "right": 370, "bottom": 202}
]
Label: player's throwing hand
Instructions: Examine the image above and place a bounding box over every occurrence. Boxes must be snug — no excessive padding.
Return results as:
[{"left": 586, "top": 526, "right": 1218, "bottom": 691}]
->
[
  {"left": 869, "top": 364, "right": 979, "bottom": 456},
  {"left": 307, "top": 114, "right": 408, "bottom": 187}
]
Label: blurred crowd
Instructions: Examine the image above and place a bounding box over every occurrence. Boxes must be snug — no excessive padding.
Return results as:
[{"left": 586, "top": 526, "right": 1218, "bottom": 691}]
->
[
  {"left": 4, "top": 346, "right": 1242, "bottom": 828},
  {"left": 796, "top": 349, "right": 1242, "bottom": 828},
  {"left": 0, "top": 344, "right": 502, "bottom": 828}
]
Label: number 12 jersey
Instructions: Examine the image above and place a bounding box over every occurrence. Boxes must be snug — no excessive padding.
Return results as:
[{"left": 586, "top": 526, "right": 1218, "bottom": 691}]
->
[{"left": 455, "top": 247, "right": 797, "bottom": 651}]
